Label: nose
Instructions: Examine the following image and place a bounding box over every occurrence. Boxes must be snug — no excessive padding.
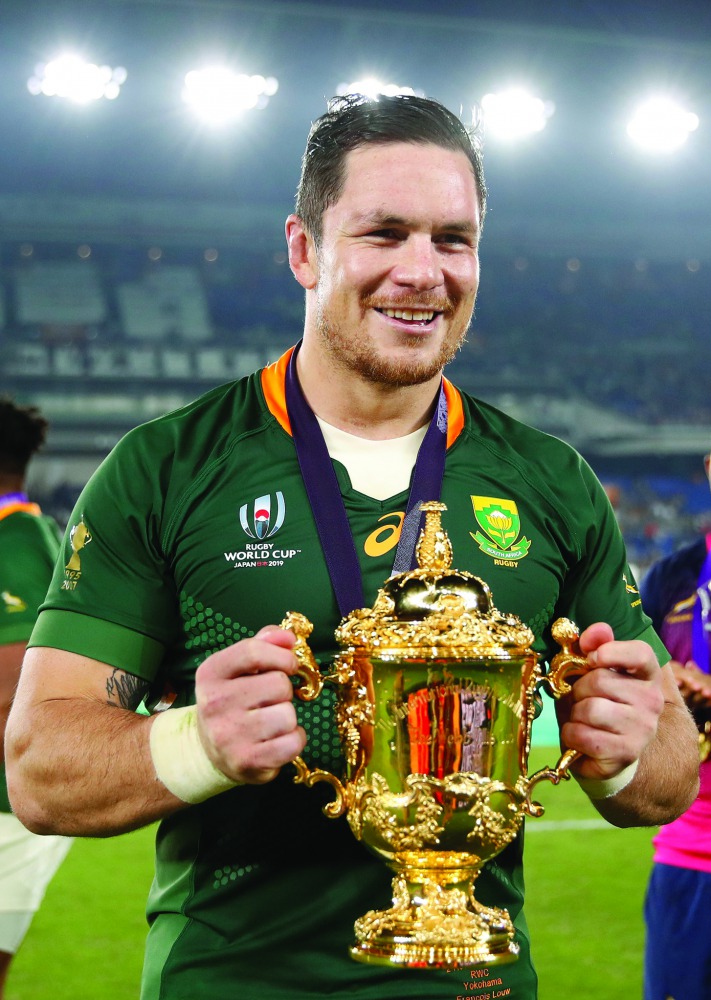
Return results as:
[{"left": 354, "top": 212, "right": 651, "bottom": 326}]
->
[{"left": 390, "top": 235, "right": 444, "bottom": 291}]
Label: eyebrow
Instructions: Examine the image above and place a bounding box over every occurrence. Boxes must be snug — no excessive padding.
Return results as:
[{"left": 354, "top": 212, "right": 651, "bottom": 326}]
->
[{"left": 355, "top": 212, "right": 479, "bottom": 236}]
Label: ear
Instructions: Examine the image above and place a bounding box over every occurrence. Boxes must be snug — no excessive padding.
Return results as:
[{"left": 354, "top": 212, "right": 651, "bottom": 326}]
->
[
  {"left": 285, "top": 214, "right": 318, "bottom": 290},
  {"left": 705, "top": 454, "right": 711, "bottom": 481}
]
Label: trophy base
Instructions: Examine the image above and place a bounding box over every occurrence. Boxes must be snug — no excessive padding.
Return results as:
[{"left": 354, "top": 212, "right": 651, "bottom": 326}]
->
[{"left": 349, "top": 872, "right": 519, "bottom": 970}]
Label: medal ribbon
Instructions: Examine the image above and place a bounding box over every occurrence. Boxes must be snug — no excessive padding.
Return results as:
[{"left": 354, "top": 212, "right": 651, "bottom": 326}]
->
[
  {"left": 0, "top": 492, "right": 29, "bottom": 507},
  {"left": 0, "top": 491, "right": 40, "bottom": 521},
  {"left": 285, "top": 342, "right": 448, "bottom": 617},
  {"left": 692, "top": 532, "right": 711, "bottom": 674}
]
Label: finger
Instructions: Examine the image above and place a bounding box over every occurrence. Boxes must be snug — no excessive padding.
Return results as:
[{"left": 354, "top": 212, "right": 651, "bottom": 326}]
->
[
  {"left": 559, "top": 721, "right": 640, "bottom": 776},
  {"left": 585, "top": 639, "right": 661, "bottom": 680},
  {"left": 571, "top": 666, "right": 662, "bottom": 710},
  {"left": 200, "top": 636, "right": 298, "bottom": 681},
  {"left": 578, "top": 622, "right": 615, "bottom": 654},
  {"left": 233, "top": 670, "right": 297, "bottom": 710},
  {"left": 254, "top": 625, "right": 297, "bottom": 649},
  {"left": 244, "top": 701, "right": 301, "bottom": 744},
  {"left": 237, "top": 728, "right": 308, "bottom": 783},
  {"left": 567, "top": 692, "right": 654, "bottom": 736}
]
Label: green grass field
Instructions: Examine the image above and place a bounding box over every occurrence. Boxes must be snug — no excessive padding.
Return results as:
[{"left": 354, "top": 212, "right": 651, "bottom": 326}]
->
[{"left": 8, "top": 718, "right": 655, "bottom": 998}]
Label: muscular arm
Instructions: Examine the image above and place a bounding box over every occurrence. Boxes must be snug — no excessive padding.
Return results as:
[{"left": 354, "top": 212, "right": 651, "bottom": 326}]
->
[
  {"left": 5, "top": 628, "right": 306, "bottom": 838},
  {"left": 5, "top": 646, "right": 179, "bottom": 837},
  {"left": 556, "top": 624, "right": 700, "bottom": 829}
]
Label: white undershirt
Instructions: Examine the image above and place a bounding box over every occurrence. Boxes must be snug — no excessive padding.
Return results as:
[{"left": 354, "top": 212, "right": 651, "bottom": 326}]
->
[{"left": 316, "top": 416, "right": 427, "bottom": 501}]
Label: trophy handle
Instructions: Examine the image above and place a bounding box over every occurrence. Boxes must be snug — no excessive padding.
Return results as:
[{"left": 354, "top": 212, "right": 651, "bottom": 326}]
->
[
  {"left": 280, "top": 611, "right": 349, "bottom": 818},
  {"left": 281, "top": 611, "right": 324, "bottom": 701},
  {"left": 523, "top": 617, "right": 595, "bottom": 816},
  {"left": 545, "top": 617, "right": 593, "bottom": 697}
]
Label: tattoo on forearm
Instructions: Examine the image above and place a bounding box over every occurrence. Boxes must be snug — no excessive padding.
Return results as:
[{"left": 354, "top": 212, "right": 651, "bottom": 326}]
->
[{"left": 105, "top": 669, "right": 150, "bottom": 711}]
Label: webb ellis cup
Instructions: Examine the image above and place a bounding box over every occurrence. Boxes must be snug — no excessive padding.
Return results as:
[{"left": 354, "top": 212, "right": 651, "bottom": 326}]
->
[{"left": 282, "top": 502, "right": 590, "bottom": 970}]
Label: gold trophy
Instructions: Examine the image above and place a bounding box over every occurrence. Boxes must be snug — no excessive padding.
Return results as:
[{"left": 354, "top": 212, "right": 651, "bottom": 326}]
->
[{"left": 282, "top": 501, "right": 591, "bottom": 970}]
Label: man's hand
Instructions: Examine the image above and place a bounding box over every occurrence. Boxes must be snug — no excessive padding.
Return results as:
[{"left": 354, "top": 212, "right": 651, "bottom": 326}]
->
[
  {"left": 195, "top": 625, "right": 307, "bottom": 785},
  {"left": 556, "top": 622, "right": 665, "bottom": 782},
  {"left": 670, "top": 659, "right": 711, "bottom": 710}
]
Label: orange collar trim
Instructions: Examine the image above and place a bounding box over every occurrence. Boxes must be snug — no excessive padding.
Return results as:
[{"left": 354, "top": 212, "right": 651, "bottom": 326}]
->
[
  {"left": 0, "top": 501, "right": 41, "bottom": 522},
  {"left": 260, "top": 346, "right": 465, "bottom": 448}
]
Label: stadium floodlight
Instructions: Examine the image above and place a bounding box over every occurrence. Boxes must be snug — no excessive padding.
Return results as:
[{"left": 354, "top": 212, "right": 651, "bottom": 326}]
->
[
  {"left": 27, "top": 55, "right": 127, "bottom": 103},
  {"left": 480, "top": 87, "right": 554, "bottom": 140},
  {"left": 182, "top": 67, "right": 279, "bottom": 125},
  {"left": 626, "top": 97, "right": 699, "bottom": 153},
  {"left": 336, "top": 77, "right": 423, "bottom": 99}
]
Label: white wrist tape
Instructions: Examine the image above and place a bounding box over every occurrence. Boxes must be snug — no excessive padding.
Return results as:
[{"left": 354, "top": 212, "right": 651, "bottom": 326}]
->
[
  {"left": 574, "top": 759, "right": 639, "bottom": 800},
  {"left": 150, "top": 705, "right": 241, "bottom": 804}
]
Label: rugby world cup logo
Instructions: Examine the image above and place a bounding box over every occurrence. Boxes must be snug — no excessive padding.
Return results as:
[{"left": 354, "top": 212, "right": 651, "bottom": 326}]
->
[{"left": 239, "top": 492, "right": 286, "bottom": 540}]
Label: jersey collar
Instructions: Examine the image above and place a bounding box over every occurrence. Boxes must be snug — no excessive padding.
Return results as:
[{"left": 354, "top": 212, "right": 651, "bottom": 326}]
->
[{"left": 260, "top": 345, "right": 465, "bottom": 448}]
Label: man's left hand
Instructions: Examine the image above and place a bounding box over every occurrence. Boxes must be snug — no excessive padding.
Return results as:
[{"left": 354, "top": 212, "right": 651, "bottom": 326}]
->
[{"left": 556, "top": 621, "right": 665, "bottom": 782}]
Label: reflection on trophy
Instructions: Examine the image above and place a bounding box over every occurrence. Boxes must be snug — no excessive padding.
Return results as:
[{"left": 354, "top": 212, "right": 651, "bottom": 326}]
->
[{"left": 282, "top": 501, "right": 590, "bottom": 970}]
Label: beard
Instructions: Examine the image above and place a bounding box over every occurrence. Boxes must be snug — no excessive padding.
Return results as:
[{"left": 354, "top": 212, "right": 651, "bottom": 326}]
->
[{"left": 315, "top": 295, "right": 473, "bottom": 388}]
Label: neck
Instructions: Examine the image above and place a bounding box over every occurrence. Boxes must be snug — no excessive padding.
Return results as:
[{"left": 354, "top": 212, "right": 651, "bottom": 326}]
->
[
  {"left": 0, "top": 475, "right": 25, "bottom": 497},
  {"left": 296, "top": 338, "right": 442, "bottom": 441}
]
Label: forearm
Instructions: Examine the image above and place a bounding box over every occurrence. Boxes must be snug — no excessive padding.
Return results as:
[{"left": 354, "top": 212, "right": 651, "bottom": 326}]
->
[
  {"left": 6, "top": 697, "right": 185, "bottom": 837},
  {"left": 588, "top": 700, "right": 700, "bottom": 828},
  {"left": 0, "top": 640, "right": 26, "bottom": 767}
]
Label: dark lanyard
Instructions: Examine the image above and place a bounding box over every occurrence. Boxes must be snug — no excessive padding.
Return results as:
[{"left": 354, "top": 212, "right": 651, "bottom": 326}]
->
[
  {"left": 285, "top": 342, "right": 448, "bottom": 617},
  {"left": 0, "top": 492, "right": 29, "bottom": 507},
  {"left": 692, "top": 533, "right": 711, "bottom": 674}
]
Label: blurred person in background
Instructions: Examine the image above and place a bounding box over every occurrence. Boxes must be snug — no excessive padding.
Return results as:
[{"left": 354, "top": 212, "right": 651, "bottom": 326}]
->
[
  {"left": 641, "top": 450, "right": 711, "bottom": 1000},
  {"left": 5, "top": 95, "right": 699, "bottom": 1000},
  {"left": 0, "top": 398, "right": 71, "bottom": 999}
]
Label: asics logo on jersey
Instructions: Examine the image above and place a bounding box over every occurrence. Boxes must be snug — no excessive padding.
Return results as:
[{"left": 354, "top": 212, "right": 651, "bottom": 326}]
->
[
  {"left": 364, "top": 511, "right": 404, "bottom": 557},
  {"left": 239, "top": 492, "right": 286, "bottom": 540}
]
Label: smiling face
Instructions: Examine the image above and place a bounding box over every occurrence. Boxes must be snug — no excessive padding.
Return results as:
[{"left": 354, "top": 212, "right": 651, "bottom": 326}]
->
[{"left": 295, "top": 141, "right": 481, "bottom": 389}]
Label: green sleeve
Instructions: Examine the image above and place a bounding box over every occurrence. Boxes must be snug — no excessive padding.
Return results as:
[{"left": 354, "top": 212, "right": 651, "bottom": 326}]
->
[
  {"left": 553, "top": 458, "right": 667, "bottom": 662},
  {"left": 0, "top": 514, "right": 60, "bottom": 645},
  {"left": 29, "top": 426, "right": 180, "bottom": 680}
]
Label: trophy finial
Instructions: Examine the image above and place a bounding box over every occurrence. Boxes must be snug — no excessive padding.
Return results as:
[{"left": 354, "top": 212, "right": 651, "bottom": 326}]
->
[{"left": 415, "top": 501, "right": 453, "bottom": 571}]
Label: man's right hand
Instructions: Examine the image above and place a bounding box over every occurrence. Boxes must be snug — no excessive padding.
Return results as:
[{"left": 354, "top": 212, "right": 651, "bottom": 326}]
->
[{"left": 194, "top": 625, "right": 307, "bottom": 785}]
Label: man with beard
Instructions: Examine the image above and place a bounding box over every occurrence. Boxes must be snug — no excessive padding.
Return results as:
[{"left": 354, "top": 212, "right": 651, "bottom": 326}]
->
[{"left": 6, "top": 94, "right": 699, "bottom": 1000}]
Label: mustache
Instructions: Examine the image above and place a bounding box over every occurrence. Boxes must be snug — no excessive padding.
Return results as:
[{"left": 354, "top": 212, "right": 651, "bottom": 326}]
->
[{"left": 362, "top": 294, "right": 454, "bottom": 313}]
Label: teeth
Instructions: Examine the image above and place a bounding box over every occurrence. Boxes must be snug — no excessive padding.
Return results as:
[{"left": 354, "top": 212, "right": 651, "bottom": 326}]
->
[{"left": 381, "top": 308, "right": 436, "bottom": 322}]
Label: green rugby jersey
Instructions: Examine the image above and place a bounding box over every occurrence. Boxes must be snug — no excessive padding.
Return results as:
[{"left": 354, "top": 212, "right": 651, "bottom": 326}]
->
[
  {"left": 31, "top": 347, "right": 664, "bottom": 999},
  {"left": 0, "top": 502, "right": 61, "bottom": 812}
]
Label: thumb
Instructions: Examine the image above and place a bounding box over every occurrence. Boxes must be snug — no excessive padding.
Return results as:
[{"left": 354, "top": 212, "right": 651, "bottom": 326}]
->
[
  {"left": 577, "top": 621, "right": 615, "bottom": 655},
  {"left": 254, "top": 625, "right": 297, "bottom": 649}
]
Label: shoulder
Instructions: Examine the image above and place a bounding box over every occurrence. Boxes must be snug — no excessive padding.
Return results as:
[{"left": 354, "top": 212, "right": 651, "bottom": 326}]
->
[
  {"left": 94, "top": 369, "right": 273, "bottom": 492},
  {"left": 458, "top": 389, "right": 584, "bottom": 462},
  {"left": 642, "top": 537, "right": 706, "bottom": 595},
  {"left": 456, "top": 388, "right": 599, "bottom": 496},
  {"left": 119, "top": 369, "right": 268, "bottom": 457},
  {"left": 0, "top": 509, "right": 59, "bottom": 545}
]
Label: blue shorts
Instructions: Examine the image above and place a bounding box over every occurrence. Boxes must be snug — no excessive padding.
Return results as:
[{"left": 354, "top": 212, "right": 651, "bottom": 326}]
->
[{"left": 644, "top": 862, "right": 711, "bottom": 1000}]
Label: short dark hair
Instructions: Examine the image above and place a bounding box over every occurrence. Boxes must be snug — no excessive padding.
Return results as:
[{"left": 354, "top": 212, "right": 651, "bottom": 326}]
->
[
  {"left": 0, "top": 397, "right": 49, "bottom": 475},
  {"left": 295, "top": 93, "right": 487, "bottom": 245}
]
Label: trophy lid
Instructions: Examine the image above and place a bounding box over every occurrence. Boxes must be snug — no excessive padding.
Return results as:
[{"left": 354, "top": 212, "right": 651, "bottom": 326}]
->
[{"left": 335, "top": 502, "right": 535, "bottom": 656}]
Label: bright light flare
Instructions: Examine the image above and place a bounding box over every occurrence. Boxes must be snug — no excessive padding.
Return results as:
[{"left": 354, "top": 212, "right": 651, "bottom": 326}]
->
[
  {"left": 27, "top": 55, "right": 127, "bottom": 103},
  {"left": 480, "top": 87, "right": 554, "bottom": 140},
  {"left": 626, "top": 97, "right": 699, "bottom": 153},
  {"left": 337, "top": 77, "right": 423, "bottom": 99},
  {"left": 182, "top": 67, "right": 278, "bottom": 125}
]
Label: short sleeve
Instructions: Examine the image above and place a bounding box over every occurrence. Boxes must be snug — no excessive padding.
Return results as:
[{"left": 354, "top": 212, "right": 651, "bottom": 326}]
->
[
  {"left": 552, "top": 458, "right": 668, "bottom": 666},
  {"left": 29, "top": 427, "right": 179, "bottom": 681}
]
